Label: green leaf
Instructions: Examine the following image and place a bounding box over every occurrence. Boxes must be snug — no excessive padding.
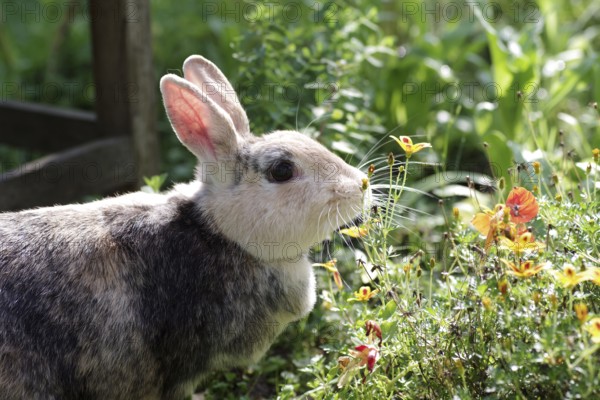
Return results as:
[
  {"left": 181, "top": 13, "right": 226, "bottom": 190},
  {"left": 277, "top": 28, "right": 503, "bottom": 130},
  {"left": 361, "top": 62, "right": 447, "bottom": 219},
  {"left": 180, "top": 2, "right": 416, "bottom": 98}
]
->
[
  {"left": 142, "top": 173, "right": 169, "bottom": 193},
  {"left": 380, "top": 300, "right": 397, "bottom": 320}
]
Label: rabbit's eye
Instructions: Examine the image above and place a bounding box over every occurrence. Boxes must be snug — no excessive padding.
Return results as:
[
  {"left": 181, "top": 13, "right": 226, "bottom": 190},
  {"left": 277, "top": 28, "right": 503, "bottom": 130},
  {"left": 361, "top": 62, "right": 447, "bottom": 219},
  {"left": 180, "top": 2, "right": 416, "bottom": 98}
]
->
[{"left": 268, "top": 160, "right": 295, "bottom": 183}]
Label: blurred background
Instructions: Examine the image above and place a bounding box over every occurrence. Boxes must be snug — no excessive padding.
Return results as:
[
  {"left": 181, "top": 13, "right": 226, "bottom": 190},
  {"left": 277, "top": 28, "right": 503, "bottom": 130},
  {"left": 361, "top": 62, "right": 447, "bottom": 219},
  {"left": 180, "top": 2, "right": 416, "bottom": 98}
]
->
[{"left": 2, "top": 0, "right": 598, "bottom": 185}]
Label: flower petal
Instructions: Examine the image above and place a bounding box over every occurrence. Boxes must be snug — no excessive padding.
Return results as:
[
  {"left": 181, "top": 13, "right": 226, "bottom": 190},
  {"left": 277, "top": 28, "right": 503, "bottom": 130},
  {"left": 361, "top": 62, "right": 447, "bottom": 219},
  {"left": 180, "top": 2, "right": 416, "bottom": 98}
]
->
[
  {"left": 366, "top": 348, "right": 378, "bottom": 372},
  {"left": 390, "top": 135, "right": 410, "bottom": 153},
  {"left": 506, "top": 187, "right": 539, "bottom": 223},
  {"left": 471, "top": 212, "right": 492, "bottom": 236},
  {"left": 339, "top": 226, "right": 368, "bottom": 238},
  {"left": 332, "top": 271, "right": 342, "bottom": 289}
]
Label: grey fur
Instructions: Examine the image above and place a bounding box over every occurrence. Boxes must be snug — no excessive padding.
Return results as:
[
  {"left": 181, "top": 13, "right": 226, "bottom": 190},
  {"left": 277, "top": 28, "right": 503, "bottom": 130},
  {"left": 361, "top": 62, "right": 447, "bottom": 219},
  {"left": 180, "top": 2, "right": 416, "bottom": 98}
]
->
[
  {"left": 0, "top": 196, "right": 299, "bottom": 399},
  {"left": 0, "top": 55, "right": 368, "bottom": 399}
]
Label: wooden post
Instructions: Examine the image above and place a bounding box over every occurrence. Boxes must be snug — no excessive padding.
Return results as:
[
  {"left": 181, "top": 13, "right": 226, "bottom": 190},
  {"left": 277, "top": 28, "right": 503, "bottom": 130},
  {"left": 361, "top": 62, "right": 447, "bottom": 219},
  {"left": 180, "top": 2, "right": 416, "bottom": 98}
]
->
[{"left": 90, "top": 0, "right": 159, "bottom": 184}]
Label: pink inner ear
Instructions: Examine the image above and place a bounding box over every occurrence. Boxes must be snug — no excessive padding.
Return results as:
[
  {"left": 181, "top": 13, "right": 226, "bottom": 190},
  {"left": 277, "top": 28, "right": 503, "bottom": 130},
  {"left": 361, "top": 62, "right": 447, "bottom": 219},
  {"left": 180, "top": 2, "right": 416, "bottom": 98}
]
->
[{"left": 166, "top": 85, "right": 217, "bottom": 159}]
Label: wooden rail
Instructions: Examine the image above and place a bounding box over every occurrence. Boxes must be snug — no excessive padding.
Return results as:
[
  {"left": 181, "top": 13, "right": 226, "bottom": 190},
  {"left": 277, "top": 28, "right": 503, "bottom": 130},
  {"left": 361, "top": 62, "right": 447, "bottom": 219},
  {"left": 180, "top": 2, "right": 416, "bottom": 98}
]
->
[
  {"left": 0, "top": 138, "right": 135, "bottom": 211},
  {"left": 0, "top": 0, "right": 158, "bottom": 212},
  {"left": 0, "top": 101, "right": 98, "bottom": 152}
]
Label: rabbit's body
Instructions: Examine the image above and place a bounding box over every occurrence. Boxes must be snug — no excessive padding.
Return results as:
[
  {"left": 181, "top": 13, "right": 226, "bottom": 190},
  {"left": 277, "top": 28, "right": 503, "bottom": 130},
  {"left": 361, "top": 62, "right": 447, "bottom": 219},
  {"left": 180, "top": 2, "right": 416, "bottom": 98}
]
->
[
  {"left": 0, "top": 56, "right": 368, "bottom": 399},
  {"left": 0, "top": 184, "right": 313, "bottom": 399}
]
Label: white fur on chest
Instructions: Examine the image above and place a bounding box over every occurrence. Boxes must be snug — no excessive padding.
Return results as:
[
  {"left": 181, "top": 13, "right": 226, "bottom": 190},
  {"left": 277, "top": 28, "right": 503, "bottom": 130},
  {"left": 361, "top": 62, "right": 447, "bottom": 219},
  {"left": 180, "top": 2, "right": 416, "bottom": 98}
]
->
[{"left": 270, "top": 257, "right": 316, "bottom": 325}]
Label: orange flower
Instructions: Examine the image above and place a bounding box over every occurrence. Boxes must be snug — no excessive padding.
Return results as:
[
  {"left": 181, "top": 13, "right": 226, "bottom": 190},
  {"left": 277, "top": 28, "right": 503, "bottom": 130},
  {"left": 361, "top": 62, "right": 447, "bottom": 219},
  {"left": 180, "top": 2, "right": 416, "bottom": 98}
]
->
[
  {"left": 472, "top": 188, "right": 538, "bottom": 249},
  {"left": 471, "top": 205, "right": 503, "bottom": 236},
  {"left": 471, "top": 204, "right": 506, "bottom": 249},
  {"left": 501, "top": 259, "right": 547, "bottom": 278},
  {"left": 505, "top": 187, "right": 539, "bottom": 223},
  {"left": 390, "top": 135, "right": 431, "bottom": 158}
]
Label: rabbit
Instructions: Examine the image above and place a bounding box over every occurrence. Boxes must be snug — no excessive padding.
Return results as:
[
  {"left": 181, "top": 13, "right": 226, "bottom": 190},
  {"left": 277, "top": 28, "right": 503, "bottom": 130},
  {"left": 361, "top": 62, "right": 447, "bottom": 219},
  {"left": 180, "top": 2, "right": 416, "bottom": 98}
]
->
[{"left": 0, "top": 55, "right": 370, "bottom": 400}]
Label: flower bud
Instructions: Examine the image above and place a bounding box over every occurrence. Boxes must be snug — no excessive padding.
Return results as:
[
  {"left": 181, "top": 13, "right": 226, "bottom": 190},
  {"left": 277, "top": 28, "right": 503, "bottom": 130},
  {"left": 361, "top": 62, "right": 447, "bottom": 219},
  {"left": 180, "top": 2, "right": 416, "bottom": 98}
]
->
[
  {"left": 482, "top": 296, "right": 492, "bottom": 311},
  {"left": 498, "top": 177, "right": 505, "bottom": 191},
  {"left": 387, "top": 152, "right": 395, "bottom": 167},
  {"left": 365, "top": 320, "right": 382, "bottom": 346},
  {"left": 368, "top": 164, "right": 375, "bottom": 178},
  {"left": 362, "top": 178, "right": 369, "bottom": 191},
  {"left": 498, "top": 279, "right": 508, "bottom": 296}
]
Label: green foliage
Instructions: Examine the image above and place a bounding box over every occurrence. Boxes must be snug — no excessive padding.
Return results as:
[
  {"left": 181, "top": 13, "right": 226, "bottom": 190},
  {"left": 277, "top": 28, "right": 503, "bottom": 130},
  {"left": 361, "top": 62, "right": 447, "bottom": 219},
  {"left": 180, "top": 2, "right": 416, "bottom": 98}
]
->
[
  {"left": 289, "top": 140, "right": 600, "bottom": 399},
  {"left": 229, "top": 0, "right": 393, "bottom": 166},
  {"left": 142, "top": 173, "right": 169, "bottom": 193}
]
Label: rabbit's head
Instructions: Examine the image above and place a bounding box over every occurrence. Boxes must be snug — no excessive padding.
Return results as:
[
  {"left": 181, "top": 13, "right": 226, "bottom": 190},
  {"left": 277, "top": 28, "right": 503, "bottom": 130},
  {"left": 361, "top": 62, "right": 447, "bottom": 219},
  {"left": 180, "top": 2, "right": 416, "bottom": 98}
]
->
[{"left": 161, "top": 56, "right": 370, "bottom": 262}]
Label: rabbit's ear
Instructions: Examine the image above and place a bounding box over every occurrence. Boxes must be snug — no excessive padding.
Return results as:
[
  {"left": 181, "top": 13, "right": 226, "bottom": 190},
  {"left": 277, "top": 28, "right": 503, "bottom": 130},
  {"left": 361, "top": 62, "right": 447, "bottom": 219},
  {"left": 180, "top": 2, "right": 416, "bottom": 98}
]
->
[
  {"left": 160, "top": 74, "right": 238, "bottom": 162},
  {"left": 183, "top": 55, "right": 251, "bottom": 136}
]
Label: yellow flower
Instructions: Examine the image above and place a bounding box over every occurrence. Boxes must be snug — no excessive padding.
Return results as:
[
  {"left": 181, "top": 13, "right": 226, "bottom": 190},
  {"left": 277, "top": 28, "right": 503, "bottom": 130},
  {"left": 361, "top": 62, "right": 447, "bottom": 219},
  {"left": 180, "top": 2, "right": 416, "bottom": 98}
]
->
[
  {"left": 498, "top": 279, "right": 509, "bottom": 296},
  {"left": 498, "top": 233, "right": 545, "bottom": 256},
  {"left": 550, "top": 264, "right": 587, "bottom": 288},
  {"left": 574, "top": 303, "right": 589, "bottom": 323},
  {"left": 581, "top": 267, "right": 600, "bottom": 285},
  {"left": 593, "top": 148, "right": 599, "bottom": 162},
  {"left": 585, "top": 318, "right": 600, "bottom": 344},
  {"left": 352, "top": 286, "right": 379, "bottom": 302},
  {"left": 481, "top": 296, "right": 493, "bottom": 311},
  {"left": 313, "top": 259, "right": 343, "bottom": 290},
  {"left": 339, "top": 226, "right": 369, "bottom": 238},
  {"left": 471, "top": 204, "right": 506, "bottom": 250},
  {"left": 390, "top": 135, "right": 431, "bottom": 158},
  {"left": 501, "top": 259, "right": 547, "bottom": 278},
  {"left": 314, "top": 259, "right": 337, "bottom": 272}
]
